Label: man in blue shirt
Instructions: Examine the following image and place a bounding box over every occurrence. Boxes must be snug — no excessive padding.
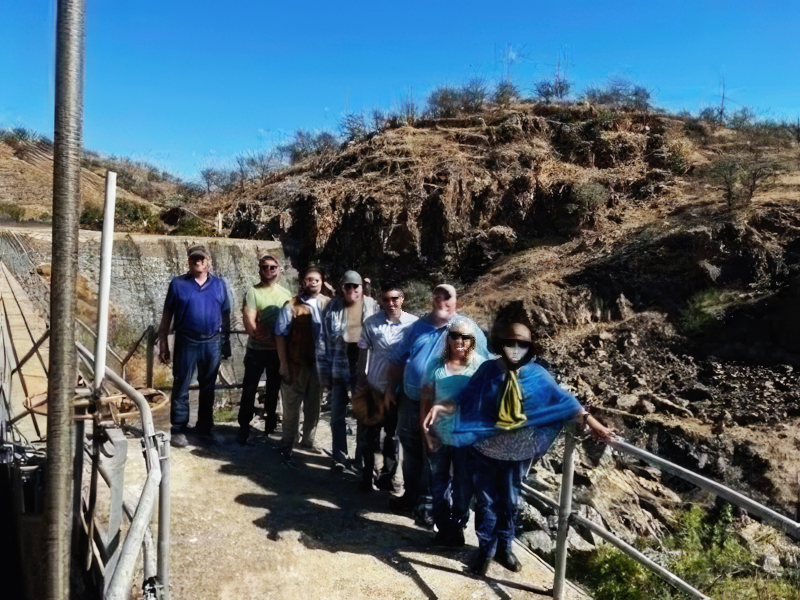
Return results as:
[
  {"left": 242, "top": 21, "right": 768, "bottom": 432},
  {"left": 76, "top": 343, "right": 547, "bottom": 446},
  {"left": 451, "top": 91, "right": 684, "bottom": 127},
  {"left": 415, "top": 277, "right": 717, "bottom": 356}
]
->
[
  {"left": 387, "top": 284, "right": 488, "bottom": 522},
  {"left": 158, "top": 245, "right": 231, "bottom": 448}
]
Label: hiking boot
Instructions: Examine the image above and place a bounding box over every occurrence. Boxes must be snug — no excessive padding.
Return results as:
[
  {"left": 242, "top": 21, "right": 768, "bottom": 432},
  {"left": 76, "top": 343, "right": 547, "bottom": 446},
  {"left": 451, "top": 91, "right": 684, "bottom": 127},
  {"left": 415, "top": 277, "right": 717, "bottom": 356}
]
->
[
  {"left": 170, "top": 432, "right": 189, "bottom": 448},
  {"left": 495, "top": 549, "right": 522, "bottom": 573},
  {"left": 469, "top": 549, "right": 492, "bottom": 576}
]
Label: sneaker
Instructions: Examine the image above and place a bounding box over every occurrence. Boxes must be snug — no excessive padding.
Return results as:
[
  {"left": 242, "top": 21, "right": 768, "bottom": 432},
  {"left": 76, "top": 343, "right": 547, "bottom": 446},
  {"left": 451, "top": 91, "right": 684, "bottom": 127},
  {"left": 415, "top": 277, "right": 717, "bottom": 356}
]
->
[
  {"left": 495, "top": 549, "right": 522, "bottom": 573},
  {"left": 170, "top": 432, "right": 189, "bottom": 448},
  {"left": 469, "top": 549, "right": 492, "bottom": 576}
]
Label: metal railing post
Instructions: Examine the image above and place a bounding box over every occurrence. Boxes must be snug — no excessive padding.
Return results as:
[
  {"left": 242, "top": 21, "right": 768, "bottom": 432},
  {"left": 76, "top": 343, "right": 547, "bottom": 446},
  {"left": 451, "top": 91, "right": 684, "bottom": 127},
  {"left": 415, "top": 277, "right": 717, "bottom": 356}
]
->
[
  {"left": 157, "top": 434, "right": 170, "bottom": 600},
  {"left": 93, "top": 172, "right": 116, "bottom": 392},
  {"left": 146, "top": 326, "right": 155, "bottom": 389},
  {"left": 552, "top": 425, "right": 576, "bottom": 600}
]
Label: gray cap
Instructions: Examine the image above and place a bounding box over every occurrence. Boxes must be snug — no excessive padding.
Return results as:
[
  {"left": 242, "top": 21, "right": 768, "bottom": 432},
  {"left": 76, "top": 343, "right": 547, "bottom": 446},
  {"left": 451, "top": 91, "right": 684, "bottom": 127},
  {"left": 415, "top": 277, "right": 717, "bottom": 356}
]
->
[
  {"left": 340, "top": 270, "right": 363, "bottom": 286},
  {"left": 187, "top": 245, "right": 210, "bottom": 259}
]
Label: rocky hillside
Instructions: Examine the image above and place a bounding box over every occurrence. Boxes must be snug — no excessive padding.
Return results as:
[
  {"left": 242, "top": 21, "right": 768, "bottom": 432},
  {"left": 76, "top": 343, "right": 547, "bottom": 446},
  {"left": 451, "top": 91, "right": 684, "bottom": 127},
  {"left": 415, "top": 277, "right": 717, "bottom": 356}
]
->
[{"left": 223, "top": 103, "right": 800, "bottom": 567}]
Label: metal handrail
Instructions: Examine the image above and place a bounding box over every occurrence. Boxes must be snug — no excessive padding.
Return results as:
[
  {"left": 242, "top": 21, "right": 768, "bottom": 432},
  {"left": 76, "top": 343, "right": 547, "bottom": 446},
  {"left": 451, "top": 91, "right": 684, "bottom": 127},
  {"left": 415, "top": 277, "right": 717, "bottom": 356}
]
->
[
  {"left": 549, "top": 429, "right": 800, "bottom": 599},
  {"left": 75, "top": 341, "right": 168, "bottom": 600}
]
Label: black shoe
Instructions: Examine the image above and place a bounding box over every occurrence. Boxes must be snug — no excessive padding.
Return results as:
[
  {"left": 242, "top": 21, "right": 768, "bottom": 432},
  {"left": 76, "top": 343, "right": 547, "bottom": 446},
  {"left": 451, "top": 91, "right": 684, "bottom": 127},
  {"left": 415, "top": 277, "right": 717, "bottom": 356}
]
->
[
  {"left": 375, "top": 473, "right": 395, "bottom": 491},
  {"left": 469, "top": 549, "right": 492, "bottom": 576},
  {"left": 495, "top": 549, "right": 522, "bottom": 573},
  {"left": 358, "top": 478, "right": 375, "bottom": 493},
  {"left": 388, "top": 493, "right": 416, "bottom": 512},
  {"left": 331, "top": 460, "right": 345, "bottom": 474},
  {"left": 413, "top": 505, "right": 435, "bottom": 529},
  {"left": 235, "top": 427, "right": 249, "bottom": 446},
  {"left": 192, "top": 425, "right": 216, "bottom": 443},
  {"left": 431, "top": 527, "right": 465, "bottom": 548}
]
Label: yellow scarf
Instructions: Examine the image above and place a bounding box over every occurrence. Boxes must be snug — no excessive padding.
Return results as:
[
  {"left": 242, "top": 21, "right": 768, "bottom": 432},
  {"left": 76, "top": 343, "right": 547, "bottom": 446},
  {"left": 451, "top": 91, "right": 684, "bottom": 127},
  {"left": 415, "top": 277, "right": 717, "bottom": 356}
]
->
[{"left": 496, "top": 369, "right": 528, "bottom": 430}]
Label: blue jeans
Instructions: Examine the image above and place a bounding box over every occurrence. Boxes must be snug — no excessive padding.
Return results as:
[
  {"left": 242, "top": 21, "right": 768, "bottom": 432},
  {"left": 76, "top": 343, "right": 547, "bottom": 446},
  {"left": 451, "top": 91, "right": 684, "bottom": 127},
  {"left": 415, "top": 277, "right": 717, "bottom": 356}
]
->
[
  {"left": 238, "top": 348, "right": 281, "bottom": 433},
  {"left": 428, "top": 444, "right": 472, "bottom": 531},
  {"left": 170, "top": 333, "right": 221, "bottom": 431},
  {"left": 397, "top": 394, "right": 431, "bottom": 505},
  {"left": 469, "top": 448, "right": 531, "bottom": 558}
]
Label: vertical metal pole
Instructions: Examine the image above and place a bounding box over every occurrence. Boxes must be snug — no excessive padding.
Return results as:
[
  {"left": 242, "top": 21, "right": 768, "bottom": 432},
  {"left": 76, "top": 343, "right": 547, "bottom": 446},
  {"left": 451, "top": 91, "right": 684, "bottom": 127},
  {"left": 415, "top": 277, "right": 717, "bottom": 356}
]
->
[
  {"left": 146, "top": 326, "right": 155, "bottom": 389},
  {"left": 553, "top": 425, "right": 576, "bottom": 600},
  {"left": 46, "top": 1, "right": 85, "bottom": 597},
  {"left": 94, "top": 172, "right": 116, "bottom": 391},
  {"left": 157, "top": 437, "right": 170, "bottom": 600}
]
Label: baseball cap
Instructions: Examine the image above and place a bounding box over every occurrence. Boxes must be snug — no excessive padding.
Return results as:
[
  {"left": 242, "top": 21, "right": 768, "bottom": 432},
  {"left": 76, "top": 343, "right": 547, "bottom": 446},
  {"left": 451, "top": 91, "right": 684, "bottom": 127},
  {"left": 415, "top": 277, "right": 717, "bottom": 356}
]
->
[
  {"left": 259, "top": 253, "right": 280, "bottom": 264},
  {"left": 187, "top": 245, "right": 210, "bottom": 259},
  {"left": 340, "top": 270, "right": 363, "bottom": 286}
]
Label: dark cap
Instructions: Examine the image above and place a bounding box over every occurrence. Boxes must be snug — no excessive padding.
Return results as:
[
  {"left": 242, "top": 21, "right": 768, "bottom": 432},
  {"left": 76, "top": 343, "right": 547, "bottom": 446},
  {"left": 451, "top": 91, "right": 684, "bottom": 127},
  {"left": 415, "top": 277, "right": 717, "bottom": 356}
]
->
[
  {"left": 501, "top": 322, "right": 532, "bottom": 343},
  {"left": 187, "top": 245, "right": 210, "bottom": 259}
]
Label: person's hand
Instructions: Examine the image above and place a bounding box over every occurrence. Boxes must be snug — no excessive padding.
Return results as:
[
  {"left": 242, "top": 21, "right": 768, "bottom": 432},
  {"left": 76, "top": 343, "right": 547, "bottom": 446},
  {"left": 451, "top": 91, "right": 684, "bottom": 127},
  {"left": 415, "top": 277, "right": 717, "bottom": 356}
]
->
[
  {"left": 384, "top": 387, "right": 396, "bottom": 411},
  {"left": 158, "top": 338, "right": 170, "bottom": 364},
  {"left": 221, "top": 338, "right": 232, "bottom": 360},
  {"left": 586, "top": 415, "right": 616, "bottom": 443},
  {"left": 279, "top": 362, "right": 293, "bottom": 386}
]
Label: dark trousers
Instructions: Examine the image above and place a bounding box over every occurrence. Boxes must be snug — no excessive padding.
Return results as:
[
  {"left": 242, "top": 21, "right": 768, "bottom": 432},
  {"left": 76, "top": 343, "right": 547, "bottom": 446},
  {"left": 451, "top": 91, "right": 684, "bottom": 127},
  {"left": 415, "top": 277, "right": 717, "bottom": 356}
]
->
[
  {"left": 170, "top": 333, "right": 221, "bottom": 431},
  {"left": 397, "top": 393, "right": 431, "bottom": 505},
  {"left": 238, "top": 347, "right": 281, "bottom": 433},
  {"left": 469, "top": 448, "right": 532, "bottom": 558},
  {"left": 428, "top": 444, "right": 472, "bottom": 531},
  {"left": 357, "top": 389, "right": 400, "bottom": 482}
]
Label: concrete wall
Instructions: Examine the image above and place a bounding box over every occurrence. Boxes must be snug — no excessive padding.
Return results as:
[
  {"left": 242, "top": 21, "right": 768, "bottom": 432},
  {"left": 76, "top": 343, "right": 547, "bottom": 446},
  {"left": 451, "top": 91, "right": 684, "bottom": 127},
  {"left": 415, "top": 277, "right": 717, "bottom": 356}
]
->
[{"left": 0, "top": 225, "right": 291, "bottom": 335}]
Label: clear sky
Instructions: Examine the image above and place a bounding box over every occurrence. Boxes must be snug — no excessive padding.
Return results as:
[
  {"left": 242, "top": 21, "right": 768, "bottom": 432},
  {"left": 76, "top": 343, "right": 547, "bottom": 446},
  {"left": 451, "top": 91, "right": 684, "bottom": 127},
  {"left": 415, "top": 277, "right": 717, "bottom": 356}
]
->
[{"left": 2, "top": 1, "right": 798, "bottom": 179}]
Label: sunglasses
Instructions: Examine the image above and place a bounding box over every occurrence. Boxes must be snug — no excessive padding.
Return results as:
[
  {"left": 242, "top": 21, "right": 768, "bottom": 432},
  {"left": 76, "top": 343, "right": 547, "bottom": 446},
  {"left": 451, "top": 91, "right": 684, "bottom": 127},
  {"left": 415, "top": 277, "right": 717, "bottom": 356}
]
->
[
  {"left": 343, "top": 283, "right": 361, "bottom": 290},
  {"left": 502, "top": 340, "right": 531, "bottom": 349},
  {"left": 383, "top": 295, "right": 402, "bottom": 303},
  {"left": 448, "top": 332, "right": 474, "bottom": 342},
  {"left": 260, "top": 264, "right": 279, "bottom": 271}
]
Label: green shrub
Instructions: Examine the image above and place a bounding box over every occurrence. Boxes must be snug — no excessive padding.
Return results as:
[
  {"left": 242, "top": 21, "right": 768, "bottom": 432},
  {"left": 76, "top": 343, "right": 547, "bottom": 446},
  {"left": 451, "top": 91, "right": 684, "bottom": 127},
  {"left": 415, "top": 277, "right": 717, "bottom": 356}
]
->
[
  {"left": 572, "top": 182, "right": 609, "bottom": 211},
  {"left": 583, "top": 76, "right": 651, "bottom": 109},
  {"left": 568, "top": 505, "right": 799, "bottom": 600},
  {"left": 169, "top": 215, "right": 216, "bottom": 237},
  {"left": 492, "top": 80, "right": 521, "bottom": 108},
  {"left": 0, "top": 202, "right": 27, "bottom": 222}
]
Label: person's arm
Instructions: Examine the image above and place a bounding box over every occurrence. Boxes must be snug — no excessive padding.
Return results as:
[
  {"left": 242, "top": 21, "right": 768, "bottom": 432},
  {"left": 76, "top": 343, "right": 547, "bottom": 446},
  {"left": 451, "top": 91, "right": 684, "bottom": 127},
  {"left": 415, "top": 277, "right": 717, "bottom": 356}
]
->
[
  {"left": 581, "top": 411, "right": 616, "bottom": 442},
  {"left": 157, "top": 307, "right": 173, "bottom": 364},
  {"left": 316, "top": 303, "right": 334, "bottom": 389},
  {"left": 220, "top": 281, "right": 232, "bottom": 359},
  {"left": 157, "top": 280, "right": 176, "bottom": 363},
  {"left": 243, "top": 306, "right": 259, "bottom": 338},
  {"left": 275, "top": 301, "right": 293, "bottom": 384},
  {"left": 384, "top": 362, "right": 403, "bottom": 410}
]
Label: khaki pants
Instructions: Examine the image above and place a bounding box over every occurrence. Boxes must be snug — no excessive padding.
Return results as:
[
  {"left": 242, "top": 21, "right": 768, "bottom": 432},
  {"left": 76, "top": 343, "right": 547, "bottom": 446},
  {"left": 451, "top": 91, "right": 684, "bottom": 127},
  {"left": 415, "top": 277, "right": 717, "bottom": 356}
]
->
[{"left": 280, "top": 362, "right": 322, "bottom": 447}]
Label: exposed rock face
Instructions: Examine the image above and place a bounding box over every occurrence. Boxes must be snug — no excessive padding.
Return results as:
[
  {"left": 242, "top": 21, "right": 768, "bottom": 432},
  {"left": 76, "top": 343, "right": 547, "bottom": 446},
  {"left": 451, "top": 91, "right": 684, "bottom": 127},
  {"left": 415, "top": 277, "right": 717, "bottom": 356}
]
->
[{"left": 228, "top": 106, "right": 679, "bottom": 281}]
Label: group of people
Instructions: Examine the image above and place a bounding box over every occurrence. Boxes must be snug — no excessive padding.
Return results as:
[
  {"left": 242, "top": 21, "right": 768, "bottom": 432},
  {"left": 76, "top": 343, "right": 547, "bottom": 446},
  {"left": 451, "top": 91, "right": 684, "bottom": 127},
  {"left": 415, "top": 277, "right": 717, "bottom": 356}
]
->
[{"left": 158, "top": 244, "right": 613, "bottom": 576}]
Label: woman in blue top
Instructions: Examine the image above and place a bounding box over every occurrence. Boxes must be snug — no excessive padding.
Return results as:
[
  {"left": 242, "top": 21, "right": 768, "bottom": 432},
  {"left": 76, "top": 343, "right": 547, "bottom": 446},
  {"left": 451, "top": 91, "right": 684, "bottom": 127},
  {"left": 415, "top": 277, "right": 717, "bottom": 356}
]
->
[
  {"left": 421, "top": 316, "right": 486, "bottom": 547},
  {"left": 453, "top": 319, "right": 613, "bottom": 576}
]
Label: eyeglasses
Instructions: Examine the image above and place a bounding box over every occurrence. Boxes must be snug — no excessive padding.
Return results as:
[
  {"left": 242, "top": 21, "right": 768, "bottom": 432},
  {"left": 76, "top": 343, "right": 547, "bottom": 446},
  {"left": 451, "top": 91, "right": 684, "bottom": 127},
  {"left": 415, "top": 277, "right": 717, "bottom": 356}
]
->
[
  {"left": 502, "top": 340, "right": 531, "bottom": 349},
  {"left": 383, "top": 295, "right": 402, "bottom": 303},
  {"left": 260, "top": 264, "right": 279, "bottom": 271},
  {"left": 448, "top": 332, "right": 474, "bottom": 342},
  {"left": 343, "top": 283, "right": 361, "bottom": 290}
]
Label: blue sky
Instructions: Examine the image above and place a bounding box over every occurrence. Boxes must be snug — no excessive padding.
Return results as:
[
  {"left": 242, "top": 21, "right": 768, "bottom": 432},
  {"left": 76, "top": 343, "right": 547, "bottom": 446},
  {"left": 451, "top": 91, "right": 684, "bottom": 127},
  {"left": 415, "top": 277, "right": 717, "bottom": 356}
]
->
[{"left": 2, "top": 1, "right": 798, "bottom": 179}]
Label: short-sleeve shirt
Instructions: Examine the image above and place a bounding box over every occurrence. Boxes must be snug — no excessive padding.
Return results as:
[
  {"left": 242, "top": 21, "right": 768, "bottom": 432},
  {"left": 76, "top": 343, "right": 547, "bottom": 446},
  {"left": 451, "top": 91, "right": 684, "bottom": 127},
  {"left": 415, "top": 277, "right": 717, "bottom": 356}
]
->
[
  {"left": 358, "top": 311, "right": 418, "bottom": 394},
  {"left": 164, "top": 273, "right": 231, "bottom": 339},
  {"left": 393, "top": 314, "right": 489, "bottom": 402},
  {"left": 244, "top": 283, "right": 292, "bottom": 350}
]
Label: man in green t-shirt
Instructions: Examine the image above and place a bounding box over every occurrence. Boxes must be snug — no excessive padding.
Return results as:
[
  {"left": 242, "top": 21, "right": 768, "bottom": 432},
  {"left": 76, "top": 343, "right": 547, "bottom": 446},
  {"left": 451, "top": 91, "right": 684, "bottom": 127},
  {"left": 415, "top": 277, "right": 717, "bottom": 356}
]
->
[{"left": 237, "top": 253, "right": 292, "bottom": 444}]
